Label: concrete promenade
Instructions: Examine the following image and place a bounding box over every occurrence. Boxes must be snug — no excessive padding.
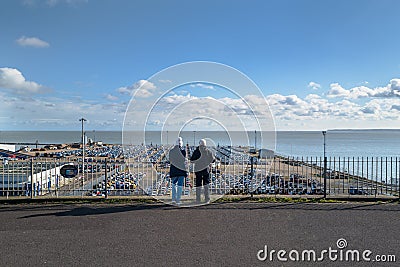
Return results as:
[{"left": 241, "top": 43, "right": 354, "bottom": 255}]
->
[{"left": 0, "top": 201, "right": 399, "bottom": 266}]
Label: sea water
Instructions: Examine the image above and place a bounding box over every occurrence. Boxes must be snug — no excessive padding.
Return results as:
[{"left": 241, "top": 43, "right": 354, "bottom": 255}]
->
[{"left": 1, "top": 130, "right": 400, "bottom": 158}]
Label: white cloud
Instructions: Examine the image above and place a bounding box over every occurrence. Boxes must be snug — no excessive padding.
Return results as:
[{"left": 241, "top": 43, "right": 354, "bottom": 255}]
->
[
  {"left": 327, "top": 83, "right": 349, "bottom": 98},
  {"left": 361, "top": 106, "right": 377, "bottom": 115},
  {"left": 190, "top": 83, "right": 215, "bottom": 90},
  {"left": 4, "top": 75, "right": 400, "bottom": 131},
  {"left": 389, "top": 78, "right": 400, "bottom": 91},
  {"left": 266, "top": 91, "right": 366, "bottom": 122},
  {"left": 0, "top": 92, "right": 125, "bottom": 130},
  {"left": 105, "top": 94, "right": 118, "bottom": 101},
  {"left": 263, "top": 88, "right": 400, "bottom": 129},
  {"left": 161, "top": 94, "right": 197, "bottom": 105},
  {"left": 16, "top": 36, "right": 50, "bottom": 48},
  {"left": 117, "top": 80, "right": 157, "bottom": 98},
  {"left": 134, "top": 93, "right": 269, "bottom": 131},
  {"left": 159, "top": 79, "right": 172, "bottom": 83},
  {"left": 221, "top": 96, "right": 252, "bottom": 115},
  {"left": 308, "top": 82, "right": 321, "bottom": 90},
  {"left": 266, "top": 94, "right": 287, "bottom": 105},
  {"left": 116, "top": 87, "right": 131, "bottom": 95},
  {"left": 284, "top": 95, "right": 307, "bottom": 106},
  {"left": 266, "top": 94, "right": 307, "bottom": 107},
  {"left": 327, "top": 80, "right": 400, "bottom": 99},
  {"left": 305, "top": 94, "right": 321, "bottom": 101},
  {"left": 0, "top": 67, "right": 48, "bottom": 94}
]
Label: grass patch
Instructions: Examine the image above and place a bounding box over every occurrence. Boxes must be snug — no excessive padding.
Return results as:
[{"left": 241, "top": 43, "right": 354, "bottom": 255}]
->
[{"left": 215, "top": 195, "right": 341, "bottom": 203}]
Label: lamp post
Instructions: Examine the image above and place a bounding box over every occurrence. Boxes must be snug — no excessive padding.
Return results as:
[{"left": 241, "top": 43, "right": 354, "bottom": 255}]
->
[
  {"left": 322, "top": 131, "right": 327, "bottom": 198},
  {"left": 322, "top": 131, "right": 326, "bottom": 158},
  {"left": 93, "top": 130, "right": 96, "bottom": 145},
  {"left": 79, "top": 118, "right": 87, "bottom": 193},
  {"left": 254, "top": 130, "right": 257, "bottom": 151},
  {"left": 193, "top": 131, "right": 196, "bottom": 147}
]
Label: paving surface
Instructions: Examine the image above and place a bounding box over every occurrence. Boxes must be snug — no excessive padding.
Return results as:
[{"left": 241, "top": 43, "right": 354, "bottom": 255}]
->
[{"left": 0, "top": 202, "right": 399, "bottom": 266}]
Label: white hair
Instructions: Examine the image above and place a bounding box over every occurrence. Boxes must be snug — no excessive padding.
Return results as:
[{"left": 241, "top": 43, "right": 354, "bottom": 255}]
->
[
  {"left": 176, "top": 137, "right": 183, "bottom": 147},
  {"left": 199, "top": 139, "right": 206, "bottom": 146}
]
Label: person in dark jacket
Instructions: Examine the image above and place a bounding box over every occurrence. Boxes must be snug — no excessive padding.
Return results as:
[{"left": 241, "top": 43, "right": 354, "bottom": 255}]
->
[
  {"left": 190, "top": 139, "right": 215, "bottom": 203},
  {"left": 169, "top": 137, "right": 187, "bottom": 205}
]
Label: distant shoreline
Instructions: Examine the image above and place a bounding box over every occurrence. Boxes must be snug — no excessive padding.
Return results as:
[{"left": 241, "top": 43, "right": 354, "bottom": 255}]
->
[{"left": 2, "top": 130, "right": 400, "bottom": 158}]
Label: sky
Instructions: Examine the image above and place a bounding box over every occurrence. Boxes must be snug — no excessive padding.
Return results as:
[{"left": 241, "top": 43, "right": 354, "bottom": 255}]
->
[{"left": 1, "top": 0, "right": 400, "bottom": 131}]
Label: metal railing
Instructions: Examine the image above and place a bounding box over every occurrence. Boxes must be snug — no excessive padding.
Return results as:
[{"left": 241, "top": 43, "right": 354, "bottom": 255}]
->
[{"left": 1, "top": 147, "right": 399, "bottom": 200}]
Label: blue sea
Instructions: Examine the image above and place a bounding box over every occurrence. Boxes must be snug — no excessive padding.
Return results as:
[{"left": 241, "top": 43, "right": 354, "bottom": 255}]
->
[{"left": 1, "top": 130, "right": 400, "bottom": 158}]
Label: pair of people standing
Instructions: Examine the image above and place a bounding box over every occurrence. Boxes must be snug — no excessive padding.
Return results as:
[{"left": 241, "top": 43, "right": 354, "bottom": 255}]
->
[{"left": 169, "top": 137, "right": 214, "bottom": 205}]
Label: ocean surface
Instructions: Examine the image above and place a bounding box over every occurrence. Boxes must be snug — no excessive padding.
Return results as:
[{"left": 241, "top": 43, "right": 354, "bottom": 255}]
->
[{"left": 1, "top": 130, "right": 400, "bottom": 158}]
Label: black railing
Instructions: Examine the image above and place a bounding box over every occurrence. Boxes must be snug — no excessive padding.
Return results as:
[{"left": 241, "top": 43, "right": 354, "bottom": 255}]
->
[{"left": 1, "top": 151, "right": 399, "bottom": 200}]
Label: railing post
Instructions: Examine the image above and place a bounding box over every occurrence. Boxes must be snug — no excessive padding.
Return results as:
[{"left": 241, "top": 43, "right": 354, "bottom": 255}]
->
[
  {"left": 323, "top": 156, "right": 327, "bottom": 199},
  {"left": 30, "top": 158, "right": 34, "bottom": 199},
  {"left": 250, "top": 156, "right": 254, "bottom": 198},
  {"left": 104, "top": 158, "right": 108, "bottom": 199},
  {"left": 398, "top": 158, "right": 400, "bottom": 202}
]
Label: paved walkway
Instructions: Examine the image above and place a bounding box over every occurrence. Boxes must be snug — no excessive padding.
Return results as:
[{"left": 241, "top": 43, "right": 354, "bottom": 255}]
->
[{"left": 0, "top": 202, "right": 398, "bottom": 266}]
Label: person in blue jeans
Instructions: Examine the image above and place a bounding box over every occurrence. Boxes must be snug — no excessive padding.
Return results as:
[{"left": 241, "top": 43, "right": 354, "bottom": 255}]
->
[{"left": 169, "top": 137, "right": 187, "bottom": 205}]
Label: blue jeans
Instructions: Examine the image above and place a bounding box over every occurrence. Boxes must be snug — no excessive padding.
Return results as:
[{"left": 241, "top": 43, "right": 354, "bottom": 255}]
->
[{"left": 171, "top": 176, "right": 184, "bottom": 203}]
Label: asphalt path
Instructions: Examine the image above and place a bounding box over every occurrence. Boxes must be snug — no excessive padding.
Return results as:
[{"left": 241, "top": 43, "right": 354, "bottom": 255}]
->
[{"left": 0, "top": 202, "right": 399, "bottom": 267}]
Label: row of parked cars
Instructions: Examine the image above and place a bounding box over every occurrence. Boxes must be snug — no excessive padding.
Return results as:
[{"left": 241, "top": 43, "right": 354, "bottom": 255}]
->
[{"left": 90, "top": 170, "right": 146, "bottom": 196}]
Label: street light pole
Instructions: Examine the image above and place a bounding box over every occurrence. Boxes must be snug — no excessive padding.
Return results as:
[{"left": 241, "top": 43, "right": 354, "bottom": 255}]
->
[
  {"left": 79, "top": 118, "right": 87, "bottom": 194},
  {"left": 193, "top": 131, "right": 196, "bottom": 147},
  {"left": 322, "top": 131, "right": 327, "bottom": 199},
  {"left": 322, "top": 131, "right": 326, "bottom": 158},
  {"left": 254, "top": 130, "right": 257, "bottom": 151},
  {"left": 93, "top": 130, "right": 95, "bottom": 145}
]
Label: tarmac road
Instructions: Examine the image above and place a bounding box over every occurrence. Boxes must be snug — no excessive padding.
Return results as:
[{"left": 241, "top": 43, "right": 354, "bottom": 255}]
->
[{"left": 0, "top": 202, "right": 399, "bottom": 267}]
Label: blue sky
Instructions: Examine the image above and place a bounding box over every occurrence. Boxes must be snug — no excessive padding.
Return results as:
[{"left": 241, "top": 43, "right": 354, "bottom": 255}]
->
[{"left": 1, "top": 0, "right": 400, "bottom": 131}]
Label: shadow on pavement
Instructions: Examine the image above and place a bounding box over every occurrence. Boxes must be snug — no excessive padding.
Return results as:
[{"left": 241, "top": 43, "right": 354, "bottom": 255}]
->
[
  {"left": 18, "top": 203, "right": 172, "bottom": 219},
  {"left": 15, "top": 201, "right": 400, "bottom": 219}
]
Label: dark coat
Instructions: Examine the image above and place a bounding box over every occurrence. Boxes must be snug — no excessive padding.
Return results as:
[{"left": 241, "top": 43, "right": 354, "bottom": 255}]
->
[
  {"left": 190, "top": 146, "right": 215, "bottom": 174},
  {"left": 169, "top": 145, "right": 187, "bottom": 178}
]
